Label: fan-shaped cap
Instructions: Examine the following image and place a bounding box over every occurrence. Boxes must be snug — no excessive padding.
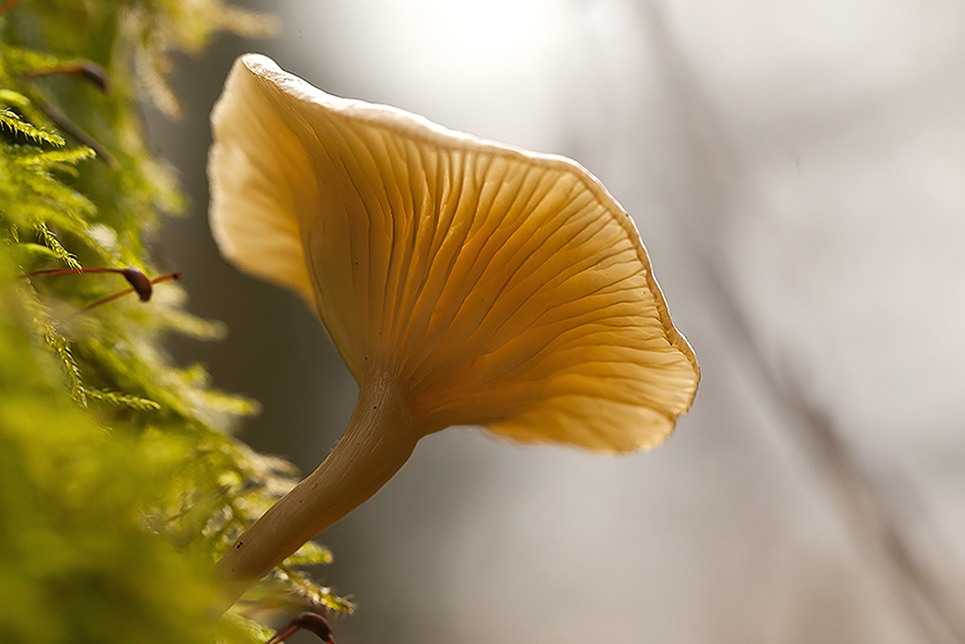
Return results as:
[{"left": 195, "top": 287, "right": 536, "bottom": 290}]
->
[{"left": 209, "top": 54, "right": 699, "bottom": 453}]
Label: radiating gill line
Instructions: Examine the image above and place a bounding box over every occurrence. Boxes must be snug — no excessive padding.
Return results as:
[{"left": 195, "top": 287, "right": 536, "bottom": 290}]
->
[
  {"left": 439, "top": 159, "right": 545, "bottom": 312},
  {"left": 374, "top": 126, "right": 415, "bottom": 357},
  {"left": 384, "top": 135, "right": 432, "bottom": 351},
  {"left": 445, "top": 167, "right": 573, "bottom": 322},
  {"left": 423, "top": 342, "right": 686, "bottom": 420},
  {"left": 466, "top": 353, "right": 688, "bottom": 406},
  {"left": 395, "top": 147, "right": 471, "bottom": 371},
  {"left": 294, "top": 109, "right": 379, "bottom": 362},
  {"left": 338, "top": 122, "right": 392, "bottom": 356},
  {"left": 411, "top": 156, "right": 521, "bottom": 337},
  {"left": 427, "top": 275, "right": 659, "bottom": 395},
  {"left": 402, "top": 150, "right": 498, "bottom": 373},
  {"left": 413, "top": 253, "right": 642, "bottom": 395},
  {"left": 523, "top": 281, "right": 648, "bottom": 333},
  {"left": 393, "top": 145, "right": 452, "bottom": 367},
  {"left": 433, "top": 160, "right": 542, "bottom": 309},
  {"left": 405, "top": 167, "right": 572, "bottom": 390},
  {"left": 475, "top": 312, "right": 662, "bottom": 383},
  {"left": 347, "top": 121, "right": 415, "bottom": 357},
  {"left": 397, "top": 149, "right": 491, "bottom": 385},
  {"left": 451, "top": 194, "right": 668, "bottom": 379},
  {"left": 428, "top": 194, "right": 621, "bottom": 377}
]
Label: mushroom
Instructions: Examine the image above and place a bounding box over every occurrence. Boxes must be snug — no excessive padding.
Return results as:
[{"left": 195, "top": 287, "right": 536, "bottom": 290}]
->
[{"left": 207, "top": 54, "right": 699, "bottom": 609}]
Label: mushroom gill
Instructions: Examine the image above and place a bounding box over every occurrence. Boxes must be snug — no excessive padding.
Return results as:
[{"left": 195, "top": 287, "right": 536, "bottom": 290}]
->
[{"left": 207, "top": 53, "right": 699, "bottom": 608}]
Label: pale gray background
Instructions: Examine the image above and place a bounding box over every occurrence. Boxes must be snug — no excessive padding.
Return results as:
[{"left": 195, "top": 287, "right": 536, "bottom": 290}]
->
[{"left": 148, "top": 1, "right": 965, "bottom": 642}]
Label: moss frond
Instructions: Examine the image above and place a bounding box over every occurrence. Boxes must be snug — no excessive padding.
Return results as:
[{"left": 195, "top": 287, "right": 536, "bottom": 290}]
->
[
  {"left": 0, "top": 106, "right": 65, "bottom": 145},
  {"left": 0, "top": 2, "right": 346, "bottom": 643}
]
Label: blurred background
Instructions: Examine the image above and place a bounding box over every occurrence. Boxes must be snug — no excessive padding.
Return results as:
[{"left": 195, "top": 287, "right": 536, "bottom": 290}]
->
[{"left": 146, "top": 0, "right": 965, "bottom": 642}]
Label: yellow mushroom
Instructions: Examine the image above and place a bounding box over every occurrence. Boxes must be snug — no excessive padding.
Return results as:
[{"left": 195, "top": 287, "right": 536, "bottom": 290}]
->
[{"left": 207, "top": 53, "right": 699, "bottom": 608}]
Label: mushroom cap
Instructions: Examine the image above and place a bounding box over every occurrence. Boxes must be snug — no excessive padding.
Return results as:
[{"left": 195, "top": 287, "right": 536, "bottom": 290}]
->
[{"left": 209, "top": 54, "right": 699, "bottom": 453}]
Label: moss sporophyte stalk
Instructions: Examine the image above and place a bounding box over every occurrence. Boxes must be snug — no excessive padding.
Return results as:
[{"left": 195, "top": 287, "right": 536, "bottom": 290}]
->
[
  {"left": 207, "top": 54, "right": 700, "bottom": 611},
  {"left": 20, "top": 267, "right": 182, "bottom": 316}
]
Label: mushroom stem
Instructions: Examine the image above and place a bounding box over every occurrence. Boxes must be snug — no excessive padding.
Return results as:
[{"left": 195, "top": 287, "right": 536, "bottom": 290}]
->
[{"left": 212, "top": 371, "right": 421, "bottom": 613}]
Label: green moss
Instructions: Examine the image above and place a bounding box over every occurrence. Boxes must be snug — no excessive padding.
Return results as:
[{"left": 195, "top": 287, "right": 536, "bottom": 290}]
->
[{"left": 0, "top": 2, "right": 347, "bottom": 642}]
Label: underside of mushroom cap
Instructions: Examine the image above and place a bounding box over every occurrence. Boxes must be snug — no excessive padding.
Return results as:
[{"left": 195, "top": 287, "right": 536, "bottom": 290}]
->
[{"left": 209, "top": 54, "right": 699, "bottom": 453}]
